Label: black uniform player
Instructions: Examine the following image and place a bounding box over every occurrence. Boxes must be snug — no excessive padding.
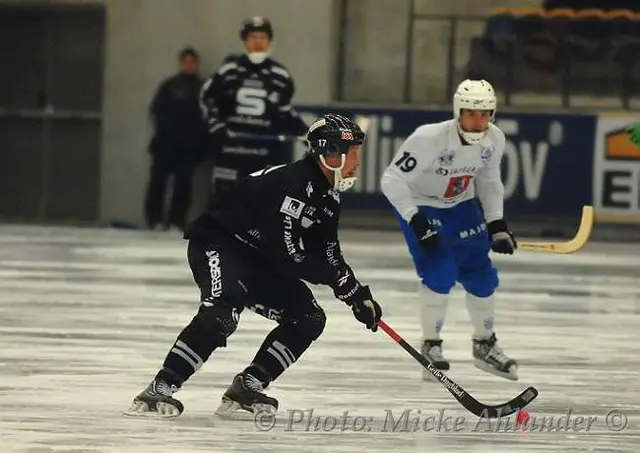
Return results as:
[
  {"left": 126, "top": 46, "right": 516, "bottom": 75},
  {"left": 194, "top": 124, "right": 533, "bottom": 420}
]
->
[
  {"left": 125, "top": 114, "right": 383, "bottom": 418},
  {"left": 199, "top": 17, "right": 308, "bottom": 195}
]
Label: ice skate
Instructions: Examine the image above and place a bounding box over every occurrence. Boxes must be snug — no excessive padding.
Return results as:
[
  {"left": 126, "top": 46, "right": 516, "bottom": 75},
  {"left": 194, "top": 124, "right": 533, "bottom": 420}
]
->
[
  {"left": 215, "top": 372, "right": 279, "bottom": 419},
  {"left": 124, "top": 373, "right": 184, "bottom": 418},
  {"left": 473, "top": 333, "right": 518, "bottom": 381},
  {"left": 421, "top": 339, "right": 450, "bottom": 381}
]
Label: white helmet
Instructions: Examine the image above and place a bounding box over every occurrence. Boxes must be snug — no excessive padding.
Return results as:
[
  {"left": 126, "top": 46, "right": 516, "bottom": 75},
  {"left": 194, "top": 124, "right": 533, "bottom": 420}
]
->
[{"left": 453, "top": 79, "right": 496, "bottom": 145}]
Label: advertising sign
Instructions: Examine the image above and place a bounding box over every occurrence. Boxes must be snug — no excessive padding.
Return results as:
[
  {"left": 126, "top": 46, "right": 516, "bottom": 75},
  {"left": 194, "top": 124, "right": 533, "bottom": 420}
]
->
[
  {"left": 593, "top": 116, "right": 640, "bottom": 222},
  {"left": 295, "top": 106, "right": 596, "bottom": 218}
]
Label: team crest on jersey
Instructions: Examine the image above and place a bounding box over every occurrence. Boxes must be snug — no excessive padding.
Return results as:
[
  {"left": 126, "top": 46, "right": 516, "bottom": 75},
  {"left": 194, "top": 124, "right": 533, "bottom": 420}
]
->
[
  {"left": 443, "top": 175, "right": 473, "bottom": 200},
  {"left": 480, "top": 148, "right": 493, "bottom": 163},
  {"left": 438, "top": 150, "right": 455, "bottom": 166},
  {"left": 280, "top": 196, "right": 305, "bottom": 219}
]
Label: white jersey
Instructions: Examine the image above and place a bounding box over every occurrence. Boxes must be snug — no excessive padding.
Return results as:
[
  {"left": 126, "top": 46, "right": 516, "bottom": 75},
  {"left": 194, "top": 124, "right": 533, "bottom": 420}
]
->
[{"left": 380, "top": 119, "right": 506, "bottom": 223}]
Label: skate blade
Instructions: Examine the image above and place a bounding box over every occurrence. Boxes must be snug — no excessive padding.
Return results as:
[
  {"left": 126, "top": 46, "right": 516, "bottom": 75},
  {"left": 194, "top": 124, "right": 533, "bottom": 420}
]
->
[
  {"left": 474, "top": 360, "right": 518, "bottom": 381},
  {"left": 214, "top": 399, "right": 277, "bottom": 421},
  {"left": 122, "top": 400, "right": 182, "bottom": 418}
]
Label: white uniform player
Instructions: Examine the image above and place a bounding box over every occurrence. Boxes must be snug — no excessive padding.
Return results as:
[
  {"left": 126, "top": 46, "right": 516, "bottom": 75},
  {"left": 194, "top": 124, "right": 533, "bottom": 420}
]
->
[{"left": 380, "top": 79, "right": 519, "bottom": 381}]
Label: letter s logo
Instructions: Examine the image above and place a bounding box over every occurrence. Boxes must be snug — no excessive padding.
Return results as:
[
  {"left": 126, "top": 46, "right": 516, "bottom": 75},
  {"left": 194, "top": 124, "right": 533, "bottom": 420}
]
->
[{"left": 236, "top": 87, "right": 267, "bottom": 116}]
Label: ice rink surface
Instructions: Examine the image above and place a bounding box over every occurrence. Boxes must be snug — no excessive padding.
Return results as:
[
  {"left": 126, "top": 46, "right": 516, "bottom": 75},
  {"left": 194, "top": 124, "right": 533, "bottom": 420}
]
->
[{"left": 0, "top": 225, "right": 639, "bottom": 453}]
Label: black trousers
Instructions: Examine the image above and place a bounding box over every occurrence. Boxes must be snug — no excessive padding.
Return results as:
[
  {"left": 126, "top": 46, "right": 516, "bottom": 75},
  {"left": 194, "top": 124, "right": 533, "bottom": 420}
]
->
[
  {"left": 159, "top": 231, "right": 326, "bottom": 386},
  {"left": 144, "top": 152, "right": 195, "bottom": 230},
  {"left": 187, "top": 232, "right": 322, "bottom": 321}
]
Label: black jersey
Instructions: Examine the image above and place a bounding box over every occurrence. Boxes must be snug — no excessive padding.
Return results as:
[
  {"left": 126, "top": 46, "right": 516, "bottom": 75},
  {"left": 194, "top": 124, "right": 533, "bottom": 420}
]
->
[
  {"left": 185, "top": 155, "right": 347, "bottom": 286},
  {"left": 198, "top": 54, "right": 308, "bottom": 191},
  {"left": 199, "top": 54, "right": 307, "bottom": 138}
]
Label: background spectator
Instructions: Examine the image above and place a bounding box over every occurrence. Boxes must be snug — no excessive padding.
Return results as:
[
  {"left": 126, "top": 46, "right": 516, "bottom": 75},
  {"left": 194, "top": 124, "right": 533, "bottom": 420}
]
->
[{"left": 144, "top": 47, "right": 205, "bottom": 231}]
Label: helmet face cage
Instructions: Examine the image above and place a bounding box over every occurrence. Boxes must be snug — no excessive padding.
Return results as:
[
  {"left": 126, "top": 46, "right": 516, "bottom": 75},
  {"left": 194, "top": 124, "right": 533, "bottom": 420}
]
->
[
  {"left": 306, "top": 114, "right": 365, "bottom": 157},
  {"left": 453, "top": 79, "right": 496, "bottom": 145},
  {"left": 240, "top": 17, "right": 273, "bottom": 41}
]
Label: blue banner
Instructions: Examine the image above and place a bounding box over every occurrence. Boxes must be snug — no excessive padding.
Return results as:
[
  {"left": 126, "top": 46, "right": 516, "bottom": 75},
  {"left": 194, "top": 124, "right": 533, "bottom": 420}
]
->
[{"left": 294, "top": 106, "right": 597, "bottom": 218}]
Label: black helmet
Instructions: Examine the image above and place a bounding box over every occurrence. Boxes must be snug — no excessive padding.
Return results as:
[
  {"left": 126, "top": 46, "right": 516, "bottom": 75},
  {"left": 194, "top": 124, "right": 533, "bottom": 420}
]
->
[
  {"left": 306, "top": 114, "right": 365, "bottom": 156},
  {"left": 240, "top": 17, "right": 273, "bottom": 41}
]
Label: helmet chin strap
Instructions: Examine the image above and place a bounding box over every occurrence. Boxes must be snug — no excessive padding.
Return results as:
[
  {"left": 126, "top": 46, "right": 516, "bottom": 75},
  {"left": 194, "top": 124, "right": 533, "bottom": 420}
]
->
[
  {"left": 457, "top": 121, "right": 487, "bottom": 145},
  {"left": 319, "top": 155, "right": 357, "bottom": 192}
]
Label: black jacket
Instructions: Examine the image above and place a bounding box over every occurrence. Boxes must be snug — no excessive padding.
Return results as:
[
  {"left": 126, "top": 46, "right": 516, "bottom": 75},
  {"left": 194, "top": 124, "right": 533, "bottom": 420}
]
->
[
  {"left": 185, "top": 156, "right": 347, "bottom": 285},
  {"left": 150, "top": 72, "right": 205, "bottom": 152}
]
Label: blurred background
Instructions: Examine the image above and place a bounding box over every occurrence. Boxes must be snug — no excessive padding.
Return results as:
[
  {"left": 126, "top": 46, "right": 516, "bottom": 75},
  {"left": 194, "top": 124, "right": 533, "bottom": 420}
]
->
[{"left": 0, "top": 0, "right": 639, "bottom": 241}]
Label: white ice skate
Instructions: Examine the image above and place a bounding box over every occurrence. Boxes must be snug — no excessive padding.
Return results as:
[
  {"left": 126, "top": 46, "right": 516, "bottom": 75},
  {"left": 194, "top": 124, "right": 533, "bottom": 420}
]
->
[{"left": 472, "top": 333, "right": 518, "bottom": 381}]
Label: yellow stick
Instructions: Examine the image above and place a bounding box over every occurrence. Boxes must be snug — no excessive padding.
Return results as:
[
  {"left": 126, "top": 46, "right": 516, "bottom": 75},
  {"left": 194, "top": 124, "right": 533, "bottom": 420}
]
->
[{"left": 518, "top": 206, "right": 594, "bottom": 254}]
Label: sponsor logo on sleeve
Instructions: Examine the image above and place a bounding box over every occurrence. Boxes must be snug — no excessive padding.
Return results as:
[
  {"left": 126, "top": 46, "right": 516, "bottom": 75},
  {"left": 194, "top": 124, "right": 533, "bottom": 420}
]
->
[{"left": 280, "top": 196, "right": 305, "bottom": 219}]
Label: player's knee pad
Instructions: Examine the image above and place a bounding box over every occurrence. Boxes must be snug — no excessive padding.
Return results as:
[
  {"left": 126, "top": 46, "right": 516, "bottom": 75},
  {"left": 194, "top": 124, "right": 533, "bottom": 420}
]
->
[
  {"left": 303, "top": 309, "right": 327, "bottom": 341},
  {"left": 459, "top": 266, "right": 499, "bottom": 298},
  {"left": 287, "top": 309, "right": 326, "bottom": 344},
  {"left": 194, "top": 300, "right": 241, "bottom": 347}
]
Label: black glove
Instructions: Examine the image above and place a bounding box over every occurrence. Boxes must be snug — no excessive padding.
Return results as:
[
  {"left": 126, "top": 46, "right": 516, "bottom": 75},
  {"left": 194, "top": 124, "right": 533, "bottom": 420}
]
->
[
  {"left": 332, "top": 268, "right": 382, "bottom": 332},
  {"left": 348, "top": 287, "right": 382, "bottom": 332},
  {"left": 409, "top": 214, "right": 439, "bottom": 251},
  {"left": 487, "top": 219, "right": 517, "bottom": 254},
  {"left": 332, "top": 266, "right": 363, "bottom": 303}
]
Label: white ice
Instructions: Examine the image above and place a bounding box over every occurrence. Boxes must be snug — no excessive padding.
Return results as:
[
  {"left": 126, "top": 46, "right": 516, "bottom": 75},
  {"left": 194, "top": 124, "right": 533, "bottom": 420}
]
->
[{"left": 0, "top": 225, "right": 639, "bottom": 453}]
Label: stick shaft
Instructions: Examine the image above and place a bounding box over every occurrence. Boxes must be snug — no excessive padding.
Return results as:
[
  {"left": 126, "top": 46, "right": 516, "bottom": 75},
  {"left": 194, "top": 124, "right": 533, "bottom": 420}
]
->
[{"left": 377, "top": 319, "right": 539, "bottom": 418}]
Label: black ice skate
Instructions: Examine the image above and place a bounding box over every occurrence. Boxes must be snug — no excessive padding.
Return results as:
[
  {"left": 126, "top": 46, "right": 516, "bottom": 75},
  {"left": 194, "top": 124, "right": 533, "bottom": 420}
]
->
[
  {"left": 473, "top": 333, "right": 518, "bottom": 381},
  {"left": 421, "top": 339, "right": 450, "bottom": 381},
  {"left": 124, "top": 372, "right": 184, "bottom": 418},
  {"left": 215, "top": 372, "right": 278, "bottom": 419}
]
